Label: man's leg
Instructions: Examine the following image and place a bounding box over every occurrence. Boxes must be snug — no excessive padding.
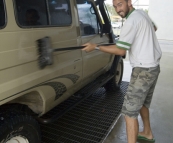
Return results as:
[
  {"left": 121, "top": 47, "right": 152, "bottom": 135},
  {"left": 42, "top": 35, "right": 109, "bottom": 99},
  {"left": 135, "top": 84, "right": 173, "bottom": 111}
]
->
[
  {"left": 122, "top": 66, "right": 159, "bottom": 143},
  {"left": 139, "top": 105, "right": 154, "bottom": 139},
  {"left": 125, "top": 116, "right": 139, "bottom": 143},
  {"left": 121, "top": 67, "right": 143, "bottom": 143},
  {"left": 139, "top": 66, "right": 160, "bottom": 140}
]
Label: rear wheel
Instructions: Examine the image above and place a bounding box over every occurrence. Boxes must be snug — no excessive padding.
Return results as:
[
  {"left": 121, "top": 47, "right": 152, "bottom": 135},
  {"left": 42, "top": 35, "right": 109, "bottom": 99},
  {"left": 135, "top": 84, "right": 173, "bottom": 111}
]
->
[
  {"left": 6, "top": 136, "right": 29, "bottom": 143},
  {"left": 105, "top": 58, "right": 124, "bottom": 91}
]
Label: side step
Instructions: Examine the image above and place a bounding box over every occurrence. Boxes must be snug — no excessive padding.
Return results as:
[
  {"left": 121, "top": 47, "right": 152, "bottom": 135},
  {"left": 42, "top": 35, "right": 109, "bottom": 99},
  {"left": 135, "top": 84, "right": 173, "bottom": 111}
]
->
[{"left": 36, "top": 72, "right": 114, "bottom": 124}]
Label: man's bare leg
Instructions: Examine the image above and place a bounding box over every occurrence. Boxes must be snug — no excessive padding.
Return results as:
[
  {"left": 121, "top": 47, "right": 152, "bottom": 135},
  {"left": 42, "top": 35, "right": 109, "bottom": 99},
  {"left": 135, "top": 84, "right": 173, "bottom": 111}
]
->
[
  {"left": 139, "top": 105, "right": 154, "bottom": 139},
  {"left": 125, "top": 116, "right": 138, "bottom": 143}
]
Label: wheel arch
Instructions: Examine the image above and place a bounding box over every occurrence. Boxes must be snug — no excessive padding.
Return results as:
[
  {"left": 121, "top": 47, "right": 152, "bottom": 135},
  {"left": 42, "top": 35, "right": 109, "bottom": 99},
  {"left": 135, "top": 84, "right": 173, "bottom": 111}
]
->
[
  {"left": 1, "top": 85, "right": 56, "bottom": 116},
  {"left": 104, "top": 55, "right": 124, "bottom": 91},
  {"left": 110, "top": 55, "right": 123, "bottom": 75},
  {"left": 8, "top": 91, "right": 44, "bottom": 115}
]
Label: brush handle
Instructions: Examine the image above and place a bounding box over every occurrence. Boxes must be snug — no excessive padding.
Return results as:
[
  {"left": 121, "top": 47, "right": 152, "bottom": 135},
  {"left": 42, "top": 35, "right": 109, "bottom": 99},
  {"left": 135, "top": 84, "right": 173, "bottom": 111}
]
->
[
  {"left": 53, "top": 46, "right": 85, "bottom": 52},
  {"left": 53, "top": 43, "right": 115, "bottom": 52}
]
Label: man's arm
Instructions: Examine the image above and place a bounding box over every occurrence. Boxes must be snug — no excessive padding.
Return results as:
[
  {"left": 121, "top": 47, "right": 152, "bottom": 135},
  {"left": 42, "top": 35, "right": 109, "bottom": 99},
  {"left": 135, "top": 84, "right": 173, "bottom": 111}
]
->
[{"left": 82, "top": 43, "right": 126, "bottom": 56}]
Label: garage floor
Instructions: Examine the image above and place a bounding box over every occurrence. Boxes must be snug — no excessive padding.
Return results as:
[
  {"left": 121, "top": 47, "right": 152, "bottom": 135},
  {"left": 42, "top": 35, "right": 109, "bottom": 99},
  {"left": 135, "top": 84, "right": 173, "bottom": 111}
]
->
[
  {"left": 41, "top": 84, "right": 127, "bottom": 143},
  {"left": 103, "top": 41, "right": 173, "bottom": 143}
]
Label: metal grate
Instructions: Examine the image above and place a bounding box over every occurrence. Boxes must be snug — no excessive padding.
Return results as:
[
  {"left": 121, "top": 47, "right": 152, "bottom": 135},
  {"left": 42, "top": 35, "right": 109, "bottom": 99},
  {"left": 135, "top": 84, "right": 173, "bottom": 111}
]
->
[{"left": 41, "top": 81, "right": 129, "bottom": 143}]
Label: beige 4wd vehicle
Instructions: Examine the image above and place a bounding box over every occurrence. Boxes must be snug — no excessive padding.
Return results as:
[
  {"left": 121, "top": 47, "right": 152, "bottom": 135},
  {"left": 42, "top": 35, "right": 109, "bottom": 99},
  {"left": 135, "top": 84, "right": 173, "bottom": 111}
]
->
[{"left": 0, "top": 0, "right": 123, "bottom": 142}]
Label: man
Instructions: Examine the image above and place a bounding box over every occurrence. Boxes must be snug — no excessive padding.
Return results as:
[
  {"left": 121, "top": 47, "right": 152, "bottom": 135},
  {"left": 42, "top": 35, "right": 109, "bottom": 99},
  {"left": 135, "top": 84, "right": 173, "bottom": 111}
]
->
[
  {"left": 82, "top": 0, "right": 162, "bottom": 143},
  {"left": 25, "top": 9, "right": 41, "bottom": 26}
]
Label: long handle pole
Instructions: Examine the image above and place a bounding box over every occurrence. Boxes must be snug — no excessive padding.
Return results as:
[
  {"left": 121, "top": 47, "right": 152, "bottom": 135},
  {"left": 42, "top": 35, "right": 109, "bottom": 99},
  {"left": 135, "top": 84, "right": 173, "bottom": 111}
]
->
[{"left": 53, "top": 43, "right": 115, "bottom": 52}]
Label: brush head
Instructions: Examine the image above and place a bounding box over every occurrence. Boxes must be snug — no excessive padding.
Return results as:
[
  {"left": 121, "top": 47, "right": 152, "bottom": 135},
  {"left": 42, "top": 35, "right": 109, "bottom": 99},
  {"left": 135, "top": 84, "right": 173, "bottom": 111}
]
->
[{"left": 37, "top": 37, "right": 53, "bottom": 69}]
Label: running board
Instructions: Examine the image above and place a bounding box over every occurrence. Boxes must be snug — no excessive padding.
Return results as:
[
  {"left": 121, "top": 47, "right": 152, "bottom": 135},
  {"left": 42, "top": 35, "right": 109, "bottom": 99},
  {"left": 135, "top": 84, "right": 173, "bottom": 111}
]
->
[{"left": 36, "top": 72, "right": 114, "bottom": 124}]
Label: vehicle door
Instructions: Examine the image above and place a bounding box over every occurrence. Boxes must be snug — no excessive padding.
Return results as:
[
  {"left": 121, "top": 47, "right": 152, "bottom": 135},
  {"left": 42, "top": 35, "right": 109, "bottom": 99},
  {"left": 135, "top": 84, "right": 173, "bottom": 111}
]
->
[
  {"left": 0, "top": 0, "right": 83, "bottom": 110},
  {"left": 76, "top": 0, "right": 111, "bottom": 81}
]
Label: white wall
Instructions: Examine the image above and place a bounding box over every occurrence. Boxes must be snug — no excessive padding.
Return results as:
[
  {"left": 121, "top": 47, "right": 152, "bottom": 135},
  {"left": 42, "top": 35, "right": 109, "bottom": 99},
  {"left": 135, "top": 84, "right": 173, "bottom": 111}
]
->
[
  {"left": 132, "top": 0, "right": 149, "bottom": 10},
  {"left": 149, "top": 0, "right": 173, "bottom": 42}
]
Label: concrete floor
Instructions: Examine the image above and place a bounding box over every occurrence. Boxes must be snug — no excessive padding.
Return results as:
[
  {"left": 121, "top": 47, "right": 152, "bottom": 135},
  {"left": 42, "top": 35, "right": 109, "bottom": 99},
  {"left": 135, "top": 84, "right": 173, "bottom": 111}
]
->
[{"left": 103, "top": 41, "right": 173, "bottom": 143}]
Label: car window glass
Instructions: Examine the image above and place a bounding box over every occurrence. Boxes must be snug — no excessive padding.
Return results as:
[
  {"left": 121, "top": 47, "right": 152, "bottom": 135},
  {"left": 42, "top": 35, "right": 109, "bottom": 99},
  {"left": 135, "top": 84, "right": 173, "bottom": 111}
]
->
[
  {"left": 77, "top": 2, "right": 98, "bottom": 36},
  {"left": 0, "top": 0, "right": 5, "bottom": 28},
  {"left": 14, "top": 0, "right": 48, "bottom": 26},
  {"left": 104, "top": 3, "right": 111, "bottom": 22},
  {"left": 48, "top": 0, "right": 72, "bottom": 25},
  {"left": 96, "top": 5, "right": 104, "bottom": 24}
]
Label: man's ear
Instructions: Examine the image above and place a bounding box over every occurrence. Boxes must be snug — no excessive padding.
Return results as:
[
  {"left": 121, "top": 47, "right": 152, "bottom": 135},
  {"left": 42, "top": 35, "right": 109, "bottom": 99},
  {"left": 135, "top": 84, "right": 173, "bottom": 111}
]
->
[{"left": 128, "top": 0, "right": 132, "bottom": 7}]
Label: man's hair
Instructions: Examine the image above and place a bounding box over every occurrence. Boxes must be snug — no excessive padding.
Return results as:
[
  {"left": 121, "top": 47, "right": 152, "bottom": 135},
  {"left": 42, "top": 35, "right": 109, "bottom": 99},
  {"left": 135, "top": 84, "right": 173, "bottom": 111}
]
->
[{"left": 26, "top": 9, "right": 40, "bottom": 20}]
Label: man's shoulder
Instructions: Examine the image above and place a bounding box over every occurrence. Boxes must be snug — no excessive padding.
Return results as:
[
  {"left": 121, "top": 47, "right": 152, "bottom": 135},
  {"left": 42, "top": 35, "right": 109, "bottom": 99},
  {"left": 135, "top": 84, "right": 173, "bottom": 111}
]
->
[
  {"left": 131, "top": 9, "right": 145, "bottom": 18},
  {"left": 125, "top": 11, "right": 140, "bottom": 24},
  {"left": 128, "top": 9, "right": 148, "bottom": 24}
]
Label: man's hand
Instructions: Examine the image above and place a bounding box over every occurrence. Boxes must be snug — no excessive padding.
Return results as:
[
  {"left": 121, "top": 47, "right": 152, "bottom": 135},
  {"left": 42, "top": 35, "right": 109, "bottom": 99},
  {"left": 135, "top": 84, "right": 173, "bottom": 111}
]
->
[
  {"left": 82, "top": 43, "right": 97, "bottom": 52},
  {"left": 82, "top": 42, "right": 126, "bottom": 56}
]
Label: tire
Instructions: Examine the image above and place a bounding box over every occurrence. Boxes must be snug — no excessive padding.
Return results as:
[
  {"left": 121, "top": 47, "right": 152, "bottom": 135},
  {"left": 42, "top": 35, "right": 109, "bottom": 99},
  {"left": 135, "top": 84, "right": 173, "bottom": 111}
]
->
[
  {"left": 0, "top": 111, "right": 41, "bottom": 143},
  {"left": 105, "top": 57, "right": 124, "bottom": 91}
]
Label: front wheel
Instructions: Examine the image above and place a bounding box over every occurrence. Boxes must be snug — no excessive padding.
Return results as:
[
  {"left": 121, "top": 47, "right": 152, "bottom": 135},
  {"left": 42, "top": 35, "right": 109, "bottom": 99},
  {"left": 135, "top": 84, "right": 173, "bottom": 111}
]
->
[
  {"left": 105, "top": 58, "right": 124, "bottom": 91},
  {"left": 0, "top": 112, "right": 41, "bottom": 143}
]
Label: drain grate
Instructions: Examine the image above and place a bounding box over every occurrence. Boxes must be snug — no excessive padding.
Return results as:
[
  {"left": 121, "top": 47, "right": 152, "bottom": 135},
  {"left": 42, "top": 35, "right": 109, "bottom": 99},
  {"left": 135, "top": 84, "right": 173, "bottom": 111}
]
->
[{"left": 41, "top": 81, "right": 129, "bottom": 143}]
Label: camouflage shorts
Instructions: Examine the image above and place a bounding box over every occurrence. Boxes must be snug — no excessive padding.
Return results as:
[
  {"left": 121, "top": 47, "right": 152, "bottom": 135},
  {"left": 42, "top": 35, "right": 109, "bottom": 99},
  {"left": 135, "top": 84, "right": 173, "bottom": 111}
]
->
[{"left": 121, "top": 65, "right": 160, "bottom": 118}]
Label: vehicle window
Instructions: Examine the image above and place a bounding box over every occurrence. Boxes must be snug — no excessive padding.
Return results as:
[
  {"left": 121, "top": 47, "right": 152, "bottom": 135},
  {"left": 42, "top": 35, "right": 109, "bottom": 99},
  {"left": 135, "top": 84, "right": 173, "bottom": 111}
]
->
[
  {"left": 0, "top": 0, "right": 5, "bottom": 28},
  {"left": 48, "top": 0, "right": 72, "bottom": 25},
  {"left": 77, "top": 2, "right": 98, "bottom": 36},
  {"left": 96, "top": 5, "right": 105, "bottom": 24},
  {"left": 15, "top": 0, "right": 48, "bottom": 26},
  {"left": 14, "top": 0, "right": 71, "bottom": 27},
  {"left": 104, "top": 3, "right": 111, "bottom": 22}
]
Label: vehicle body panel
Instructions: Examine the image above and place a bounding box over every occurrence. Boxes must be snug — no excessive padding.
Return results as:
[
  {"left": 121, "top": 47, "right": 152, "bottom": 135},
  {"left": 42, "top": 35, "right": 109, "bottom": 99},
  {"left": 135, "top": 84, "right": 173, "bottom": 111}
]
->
[{"left": 0, "top": 0, "right": 118, "bottom": 116}]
